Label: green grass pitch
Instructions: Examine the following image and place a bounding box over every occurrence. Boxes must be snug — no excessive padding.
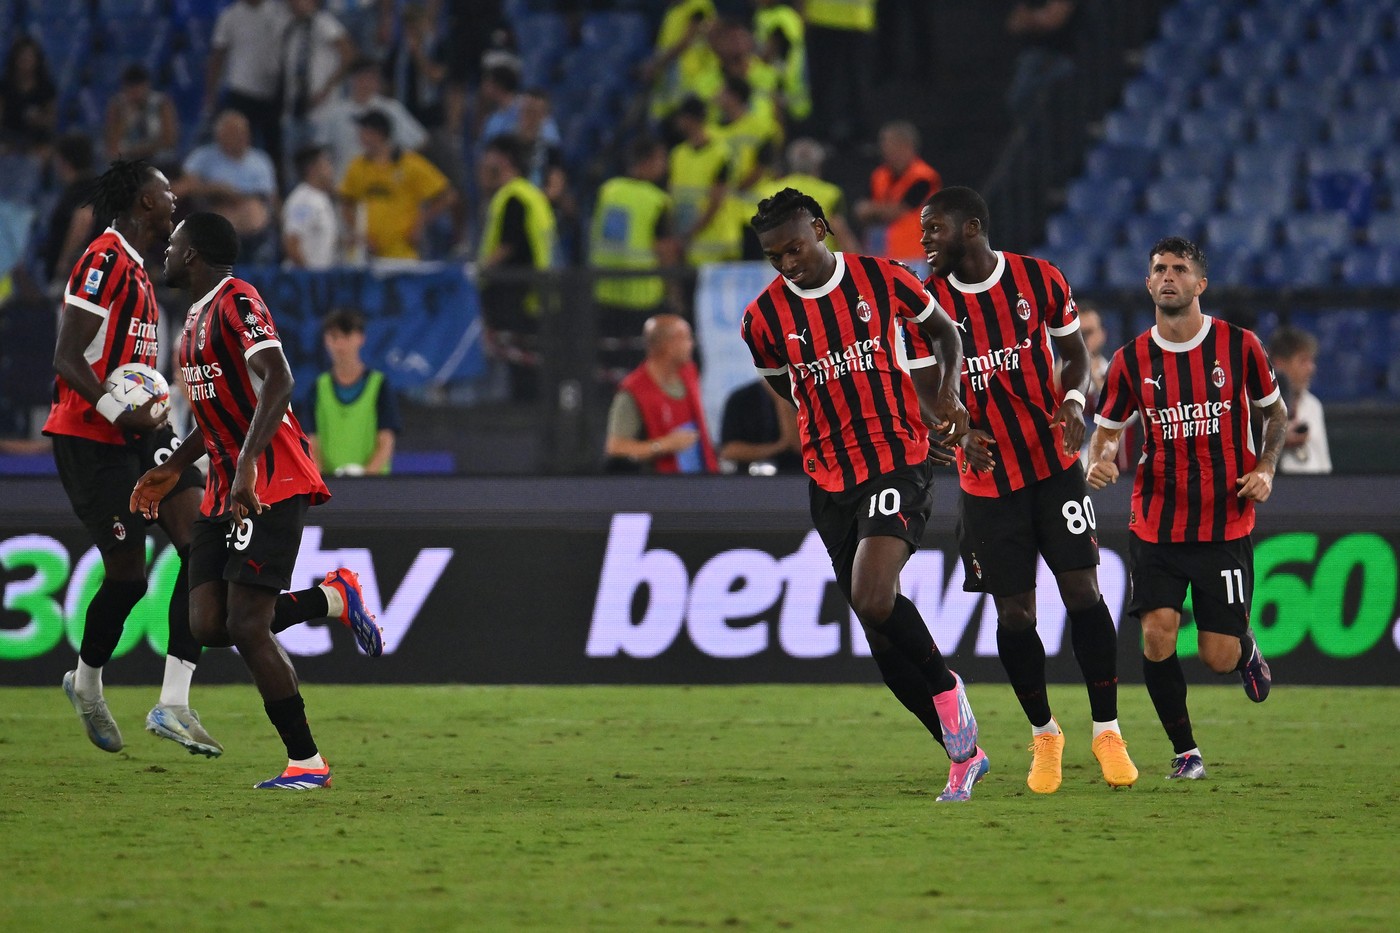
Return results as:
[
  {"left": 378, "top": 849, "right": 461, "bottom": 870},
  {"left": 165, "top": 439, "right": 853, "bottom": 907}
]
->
[{"left": 1, "top": 682, "right": 1395, "bottom": 931}]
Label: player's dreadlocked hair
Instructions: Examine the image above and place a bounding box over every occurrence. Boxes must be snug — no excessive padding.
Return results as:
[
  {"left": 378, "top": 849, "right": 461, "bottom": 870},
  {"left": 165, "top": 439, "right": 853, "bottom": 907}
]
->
[
  {"left": 85, "top": 158, "right": 156, "bottom": 227},
  {"left": 750, "top": 187, "right": 828, "bottom": 234}
]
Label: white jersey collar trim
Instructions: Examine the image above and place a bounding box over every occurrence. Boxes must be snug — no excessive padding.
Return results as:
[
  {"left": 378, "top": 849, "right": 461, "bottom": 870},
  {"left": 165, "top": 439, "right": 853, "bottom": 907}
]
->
[
  {"left": 783, "top": 251, "right": 846, "bottom": 299},
  {"left": 948, "top": 251, "right": 1005, "bottom": 293},
  {"left": 106, "top": 226, "right": 145, "bottom": 266},
  {"left": 1152, "top": 314, "right": 1213, "bottom": 353},
  {"left": 189, "top": 275, "right": 235, "bottom": 316}
]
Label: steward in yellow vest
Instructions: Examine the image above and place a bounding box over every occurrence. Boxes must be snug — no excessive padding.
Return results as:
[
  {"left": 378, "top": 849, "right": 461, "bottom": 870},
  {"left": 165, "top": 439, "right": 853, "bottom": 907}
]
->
[{"left": 668, "top": 96, "right": 740, "bottom": 265}]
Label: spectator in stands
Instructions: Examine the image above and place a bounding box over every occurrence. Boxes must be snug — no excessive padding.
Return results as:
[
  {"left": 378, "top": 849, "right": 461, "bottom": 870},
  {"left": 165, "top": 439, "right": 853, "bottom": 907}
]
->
[
  {"left": 855, "top": 120, "right": 941, "bottom": 260},
  {"left": 1005, "top": 0, "right": 1082, "bottom": 114},
  {"left": 339, "top": 109, "right": 455, "bottom": 261},
  {"left": 281, "top": 0, "right": 354, "bottom": 177},
  {"left": 691, "top": 21, "right": 778, "bottom": 121},
  {"left": 591, "top": 136, "right": 680, "bottom": 370},
  {"left": 712, "top": 75, "right": 781, "bottom": 193},
  {"left": 318, "top": 57, "right": 429, "bottom": 180},
  {"left": 102, "top": 64, "right": 178, "bottom": 168},
  {"left": 205, "top": 0, "right": 291, "bottom": 167},
  {"left": 1079, "top": 304, "right": 1110, "bottom": 402},
  {"left": 306, "top": 309, "right": 401, "bottom": 476},
  {"left": 326, "top": 0, "right": 394, "bottom": 54},
  {"left": 719, "top": 377, "right": 801, "bottom": 475},
  {"left": 669, "top": 96, "right": 738, "bottom": 266},
  {"left": 645, "top": 0, "right": 718, "bottom": 123},
  {"left": 0, "top": 35, "right": 56, "bottom": 152},
  {"left": 768, "top": 137, "right": 859, "bottom": 251},
  {"left": 516, "top": 87, "right": 570, "bottom": 216},
  {"left": 478, "top": 133, "right": 556, "bottom": 400},
  {"left": 802, "top": 0, "right": 876, "bottom": 144},
  {"left": 39, "top": 134, "right": 96, "bottom": 290},
  {"left": 282, "top": 144, "right": 342, "bottom": 269},
  {"left": 383, "top": 1, "right": 466, "bottom": 186},
  {"left": 753, "top": 0, "right": 810, "bottom": 124},
  {"left": 605, "top": 314, "right": 717, "bottom": 474},
  {"left": 176, "top": 110, "right": 279, "bottom": 262},
  {"left": 1269, "top": 325, "right": 1333, "bottom": 474}
]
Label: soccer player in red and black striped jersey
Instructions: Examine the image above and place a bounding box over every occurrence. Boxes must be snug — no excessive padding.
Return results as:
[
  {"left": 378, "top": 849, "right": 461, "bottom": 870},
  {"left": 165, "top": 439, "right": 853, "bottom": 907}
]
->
[
  {"left": 1087, "top": 237, "right": 1285, "bottom": 781},
  {"left": 741, "top": 188, "right": 990, "bottom": 803},
  {"left": 44, "top": 158, "right": 232, "bottom": 757},
  {"left": 917, "top": 186, "right": 1138, "bottom": 792},
  {"left": 132, "top": 212, "right": 342, "bottom": 790}
]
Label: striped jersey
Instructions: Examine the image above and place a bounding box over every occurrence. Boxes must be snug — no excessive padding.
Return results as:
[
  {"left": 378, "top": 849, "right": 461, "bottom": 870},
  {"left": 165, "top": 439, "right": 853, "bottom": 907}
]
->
[
  {"left": 1095, "top": 315, "right": 1280, "bottom": 543},
  {"left": 178, "top": 276, "right": 329, "bottom": 519},
  {"left": 741, "top": 252, "right": 939, "bottom": 492},
  {"left": 43, "top": 228, "right": 161, "bottom": 444},
  {"left": 922, "top": 251, "right": 1081, "bottom": 497}
]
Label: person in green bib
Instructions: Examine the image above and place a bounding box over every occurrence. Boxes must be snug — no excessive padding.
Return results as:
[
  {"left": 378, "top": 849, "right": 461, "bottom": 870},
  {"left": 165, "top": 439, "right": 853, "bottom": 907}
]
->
[{"left": 306, "top": 310, "right": 403, "bottom": 476}]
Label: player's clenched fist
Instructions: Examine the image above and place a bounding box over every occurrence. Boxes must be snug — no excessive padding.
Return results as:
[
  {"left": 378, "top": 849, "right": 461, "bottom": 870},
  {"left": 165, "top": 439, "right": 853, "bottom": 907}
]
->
[{"left": 1086, "top": 459, "right": 1118, "bottom": 489}]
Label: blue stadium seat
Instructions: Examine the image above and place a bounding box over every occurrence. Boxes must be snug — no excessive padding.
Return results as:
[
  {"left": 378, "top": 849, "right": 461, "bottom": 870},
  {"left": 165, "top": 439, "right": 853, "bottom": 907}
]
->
[
  {"left": 1347, "top": 79, "right": 1397, "bottom": 114},
  {"left": 1254, "top": 110, "right": 1325, "bottom": 146},
  {"left": 1218, "top": 42, "right": 1288, "bottom": 81},
  {"left": 1102, "top": 110, "right": 1172, "bottom": 148},
  {"left": 1365, "top": 41, "right": 1400, "bottom": 77},
  {"left": 1143, "top": 178, "right": 1215, "bottom": 216},
  {"left": 1281, "top": 211, "right": 1353, "bottom": 248},
  {"left": 1383, "top": 152, "right": 1400, "bottom": 186},
  {"left": 1257, "top": 247, "right": 1336, "bottom": 287},
  {"left": 1065, "top": 177, "right": 1137, "bottom": 217},
  {"left": 1224, "top": 180, "right": 1295, "bottom": 217},
  {"left": 1121, "top": 212, "right": 1197, "bottom": 252},
  {"left": 1205, "top": 213, "right": 1277, "bottom": 252},
  {"left": 1083, "top": 144, "right": 1157, "bottom": 185},
  {"left": 1272, "top": 77, "right": 1344, "bottom": 111},
  {"left": 1200, "top": 246, "right": 1259, "bottom": 287},
  {"left": 1328, "top": 112, "right": 1394, "bottom": 149},
  {"left": 581, "top": 12, "right": 649, "bottom": 55},
  {"left": 1233, "top": 146, "right": 1301, "bottom": 184},
  {"left": 1366, "top": 215, "right": 1400, "bottom": 249},
  {"left": 1307, "top": 172, "right": 1375, "bottom": 227},
  {"left": 1102, "top": 248, "right": 1148, "bottom": 288},
  {"left": 1235, "top": 7, "right": 1312, "bottom": 43},
  {"left": 1314, "top": 9, "right": 1386, "bottom": 45},
  {"left": 1293, "top": 42, "right": 1362, "bottom": 81},
  {"left": 1306, "top": 147, "right": 1372, "bottom": 176},
  {"left": 1160, "top": 2, "right": 1225, "bottom": 45},
  {"left": 1046, "top": 213, "right": 1115, "bottom": 252},
  {"left": 1340, "top": 247, "right": 1400, "bottom": 286},
  {"left": 1178, "top": 110, "right": 1247, "bottom": 147},
  {"left": 0, "top": 152, "right": 41, "bottom": 203},
  {"left": 1196, "top": 77, "right": 1269, "bottom": 111},
  {"left": 1311, "top": 348, "right": 1370, "bottom": 402},
  {"left": 1141, "top": 41, "right": 1209, "bottom": 81},
  {"left": 1157, "top": 148, "right": 1229, "bottom": 181},
  {"left": 1050, "top": 250, "right": 1100, "bottom": 290}
]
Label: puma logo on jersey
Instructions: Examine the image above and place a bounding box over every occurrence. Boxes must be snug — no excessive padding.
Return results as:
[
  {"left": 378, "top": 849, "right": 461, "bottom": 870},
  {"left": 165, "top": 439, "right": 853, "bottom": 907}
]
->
[
  {"left": 1143, "top": 375, "right": 1164, "bottom": 390},
  {"left": 787, "top": 329, "right": 809, "bottom": 345},
  {"left": 953, "top": 318, "right": 968, "bottom": 333}
]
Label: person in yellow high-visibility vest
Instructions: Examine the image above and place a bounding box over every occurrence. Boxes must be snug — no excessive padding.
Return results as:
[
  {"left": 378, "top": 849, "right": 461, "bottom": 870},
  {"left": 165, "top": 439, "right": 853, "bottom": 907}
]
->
[
  {"left": 753, "top": 0, "right": 810, "bottom": 123},
  {"left": 591, "top": 137, "right": 681, "bottom": 371},
  {"left": 668, "top": 96, "right": 740, "bottom": 266},
  {"left": 306, "top": 309, "right": 402, "bottom": 477},
  {"left": 768, "top": 137, "right": 861, "bottom": 253},
  {"left": 645, "top": 0, "right": 718, "bottom": 122},
  {"left": 803, "top": 0, "right": 877, "bottom": 143}
]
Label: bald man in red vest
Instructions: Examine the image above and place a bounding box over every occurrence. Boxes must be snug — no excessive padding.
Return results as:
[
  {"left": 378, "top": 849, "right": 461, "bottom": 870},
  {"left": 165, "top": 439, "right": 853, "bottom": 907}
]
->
[{"left": 605, "top": 314, "right": 718, "bottom": 473}]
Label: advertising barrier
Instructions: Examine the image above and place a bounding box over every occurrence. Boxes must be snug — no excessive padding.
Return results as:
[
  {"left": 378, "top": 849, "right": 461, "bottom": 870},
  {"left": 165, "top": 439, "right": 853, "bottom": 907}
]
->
[{"left": 1, "top": 476, "right": 1397, "bottom": 686}]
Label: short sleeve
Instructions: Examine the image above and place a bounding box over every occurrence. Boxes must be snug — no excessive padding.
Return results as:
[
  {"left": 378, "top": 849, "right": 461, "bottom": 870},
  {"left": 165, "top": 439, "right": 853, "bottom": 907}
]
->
[
  {"left": 283, "top": 194, "right": 314, "bottom": 237},
  {"left": 182, "top": 146, "right": 211, "bottom": 178},
  {"left": 64, "top": 247, "right": 122, "bottom": 319},
  {"left": 248, "top": 151, "right": 277, "bottom": 196},
  {"left": 376, "top": 375, "right": 403, "bottom": 433},
  {"left": 339, "top": 161, "right": 366, "bottom": 200},
  {"left": 1245, "top": 329, "right": 1282, "bottom": 407},
  {"left": 902, "top": 320, "right": 939, "bottom": 370},
  {"left": 887, "top": 260, "right": 939, "bottom": 323},
  {"left": 1094, "top": 349, "right": 1137, "bottom": 428},
  {"left": 741, "top": 304, "right": 786, "bottom": 375},
  {"left": 222, "top": 288, "right": 282, "bottom": 360},
  {"left": 211, "top": 9, "right": 232, "bottom": 50},
  {"left": 1044, "top": 263, "right": 1081, "bottom": 337},
  {"left": 407, "top": 154, "right": 448, "bottom": 201}
]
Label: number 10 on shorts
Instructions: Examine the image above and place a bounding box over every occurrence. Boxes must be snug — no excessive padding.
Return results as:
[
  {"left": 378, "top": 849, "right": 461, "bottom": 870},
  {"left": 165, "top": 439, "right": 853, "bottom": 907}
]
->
[{"left": 1221, "top": 567, "right": 1246, "bottom": 604}]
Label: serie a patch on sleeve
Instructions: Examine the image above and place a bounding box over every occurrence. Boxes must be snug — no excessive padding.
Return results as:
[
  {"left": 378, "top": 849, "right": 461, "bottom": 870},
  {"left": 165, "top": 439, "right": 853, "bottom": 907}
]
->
[{"left": 82, "top": 266, "right": 104, "bottom": 296}]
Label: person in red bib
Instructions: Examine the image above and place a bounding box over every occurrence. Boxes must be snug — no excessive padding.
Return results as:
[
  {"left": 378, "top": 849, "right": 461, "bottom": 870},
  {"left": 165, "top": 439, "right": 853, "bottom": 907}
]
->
[{"left": 605, "top": 314, "right": 717, "bottom": 474}]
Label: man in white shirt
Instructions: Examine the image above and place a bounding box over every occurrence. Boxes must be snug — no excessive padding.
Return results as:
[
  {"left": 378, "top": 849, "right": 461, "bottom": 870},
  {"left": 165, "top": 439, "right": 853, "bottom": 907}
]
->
[
  {"left": 1268, "top": 325, "right": 1332, "bottom": 474},
  {"left": 282, "top": 0, "right": 355, "bottom": 175},
  {"left": 316, "top": 57, "right": 429, "bottom": 180},
  {"left": 204, "top": 0, "right": 292, "bottom": 165},
  {"left": 282, "top": 144, "right": 341, "bottom": 269}
]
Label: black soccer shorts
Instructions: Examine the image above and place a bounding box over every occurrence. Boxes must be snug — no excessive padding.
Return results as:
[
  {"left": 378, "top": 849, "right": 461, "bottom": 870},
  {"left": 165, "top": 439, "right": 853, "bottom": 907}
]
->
[
  {"left": 809, "top": 459, "right": 935, "bottom": 599},
  {"left": 188, "top": 495, "right": 310, "bottom": 593},
  {"left": 1126, "top": 534, "right": 1254, "bottom": 637},
  {"left": 957, "top": 461, "right": 1100, "bottom": 596},
  {"left": 52, "top": 426, "right": 204, "bottom": 553}
]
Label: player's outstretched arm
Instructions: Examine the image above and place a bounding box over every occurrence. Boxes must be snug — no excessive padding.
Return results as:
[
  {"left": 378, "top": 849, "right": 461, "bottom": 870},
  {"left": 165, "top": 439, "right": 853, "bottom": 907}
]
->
[
  {"left": 232, "top": 346, "right": 297, "bottom": 520},
  {"left": 1238, "top": 397, "right": 1288, "bottom": 502},
  {"left": 1051, "top": 330, "right": 1092, "bottom": 455},
  {"left": 131, "top": 426, "right": 205, "bottom": 519},
  {"left": 913, "top": 305, "right": 968, "bottom": 444},
  {"left": 1086, "top": 424, "right": 1122, "bottom": 489}
]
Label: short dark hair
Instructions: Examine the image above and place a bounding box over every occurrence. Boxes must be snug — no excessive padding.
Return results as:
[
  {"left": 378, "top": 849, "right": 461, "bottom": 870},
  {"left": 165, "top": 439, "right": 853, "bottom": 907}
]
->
[
  {"left": 120, "top": 62, "right": 150, "bottom": 86},
  {"left": 349, "top": 55, "right": 378, "bottom": 75},
  {"left": 1149, "top": 236, "right": 1208, "bottom": 275},
  {"left": 484, "top": 133, "right": 529, "bottom": 176},
  {"left": 1268, "top": 324, "right": 1317, "bottom": 359},
  {"left": 294, "top": 144, "right": 327, "bottom": 177},
  {"left": 751, "top": 186, "right": 828, "bottom": 234},
  {"left": 674, "top": 95, "right": 707, "bottom": 122},
  {"left": 522, "top": 85, "right": 550, "bottom": 102},
  {"left": 182, "top": 211, "right": 240, "bottom": 266},
  {"left": 923, "top": 186, "right": 991, "bottom": 234},
  {"left": 627, "top": 135, "right": 663, "bottom": 168},
  {"left": 722, "top": 74, "right": 751, "bottom": 104},
  {"left": 484, "top": 64, "right": 520, "bottom": 93},
  {"left": 322, "top": 308, "right": 366, "bottom": 335}
]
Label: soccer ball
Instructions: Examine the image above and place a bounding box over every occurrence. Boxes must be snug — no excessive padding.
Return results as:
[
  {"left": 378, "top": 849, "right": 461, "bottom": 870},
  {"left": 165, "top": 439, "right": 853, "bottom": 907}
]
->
[{"left": 103, "top": 363, "right": 170, "bottom": 415}]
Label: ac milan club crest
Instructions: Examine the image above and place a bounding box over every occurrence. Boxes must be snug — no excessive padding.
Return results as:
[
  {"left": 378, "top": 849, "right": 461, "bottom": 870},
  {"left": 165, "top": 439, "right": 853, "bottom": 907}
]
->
[
  {"left": 855, "top": 294, "right": 872, "bottom": 322},
  {"left": 971, "top": 555, "right": 983, "bottom": 579},
  {"left": 1015, "top": 294, "right": 1031, "bottom": 320},
  {"left": 112, "top": 520, "right": 126, "bottom": 542},
  {"left": 197, "top": 323, "right": 207, "bottom": 350},
  {"left": 1212, "top": 361, "right": 1226, "bottom": 388}
]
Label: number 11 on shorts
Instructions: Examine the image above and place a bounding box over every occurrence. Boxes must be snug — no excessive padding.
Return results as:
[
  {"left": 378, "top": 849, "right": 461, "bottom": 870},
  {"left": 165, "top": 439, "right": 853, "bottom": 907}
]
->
[{"left": 1221, "top": 567, "right": 1246, "bottom": 604}]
